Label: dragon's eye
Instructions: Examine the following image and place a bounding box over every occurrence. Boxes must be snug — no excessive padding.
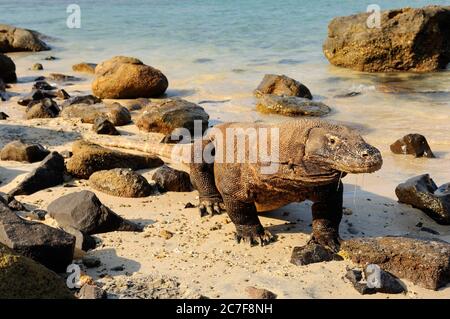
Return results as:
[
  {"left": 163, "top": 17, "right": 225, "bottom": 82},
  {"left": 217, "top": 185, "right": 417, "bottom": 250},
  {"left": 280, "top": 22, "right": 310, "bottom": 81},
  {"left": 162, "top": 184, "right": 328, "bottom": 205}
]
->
[{"left": 329, "top": 138, "right": 336, "bottom": 144}]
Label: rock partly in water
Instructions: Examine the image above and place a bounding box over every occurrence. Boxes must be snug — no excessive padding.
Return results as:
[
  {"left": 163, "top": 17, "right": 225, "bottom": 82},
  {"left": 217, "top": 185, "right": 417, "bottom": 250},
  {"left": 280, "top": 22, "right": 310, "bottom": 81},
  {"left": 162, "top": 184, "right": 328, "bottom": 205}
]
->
[
  {"left": 92, "top": 117, "right": 119, "bottom": 135},
  {"left": 61, "top": 102, "right": 131, "bottom": 126},
  {"left": 92, "top": 56, "right": 168, "bottom": 99},
  {"left": 254, "top": 74, "right": 312, "bottom": 99},
  {"left": 256, "top": 94, "right": 331, "bottom": 117},
  {"left": 0, "top": 203, "right": 75, "bottom": 273},
  {"left": 89, "top": 168, "right": 154, "bottom": 198},
  {"left": 0, "top": 53, "right": 17, "bottom": 83},
  {"left": 66, "top": 140, "right": 163, "bottom": 179},
  {"left": 8, "top": 152, "right": 65, "bottom": 196},
  {"left": 72, "top": 62, "right": 97, "bottom": 74},
  {"left": 390, "top": 134, "right": 435, "bottom": 158},
  {"left": 290, "top": 242, "right": 343, "bottom": 265},
  {"left": 395, "top": 174, "right": 450, "bottom": 224},
  {"left": 26, "top": 98, "right": 60, "bottom": 119},
  {"left": 153, "top": 166, "right": 193, "bottom": 192},
  {"left": 245, "top": 286, "right": 277, "bottom": 299},
  {"left": 0, "top": 140, "right": 49, "bottom": 163},
  {"left": 47, "top": 190, "right": 143, "bottom": 235},
  {"left": 0, "top": 24, "right": 50, "bottom": 52},
  {"left": 323, "top": 6, "right": 450, "bottom": 72},
  {"left": 0, "top": 243, "right": 74, "bottom": 299},
  {"left": 341, "top": 237, "right": 450, "bottom": 290},
  {"left": 137, "top": 98, "right": 209, "bottom": 135}
]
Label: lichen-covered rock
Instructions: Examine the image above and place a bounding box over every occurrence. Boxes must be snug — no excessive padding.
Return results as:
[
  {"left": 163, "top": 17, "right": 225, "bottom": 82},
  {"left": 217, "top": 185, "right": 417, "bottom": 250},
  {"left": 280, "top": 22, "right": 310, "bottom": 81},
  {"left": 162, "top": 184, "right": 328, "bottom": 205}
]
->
[
  {"left": 0, "top": 203, "right": 75, "bottom": 273},
  {"left": 390, "top": 134, "right": 435, "bottom": 158},
  {"left": 66, "top": 140, "right": 163, "bottom": 179},
  {"left": 0, "top": 140, "right": 49, "bottom": 163},
  {"left": 152, "top": 165, "right": 193, "bottom": 192},
  {"left": 8, "top": 152, "right": 65, "bottom": 196},
  {"left": 92, "top": 56, "right": 168, "bottom": 99},
  {"left": 0, "top": 53, "right": 16, "bottom": 83},
  {"left": 47, "top": 190, "right": 143, "bottom": 235},
  {"left": 254, "top": 74, "right": 312, "bottom": 99},
  {"left": 256, "top": 94, "right": 330, "bottom": 117},
  {"left": 89, "top": 168, "right": 153, "bottom": 198},
  {"left": 26, "top": 98, "right": 60, "bottom": 119},
  {"left": 323, "top": 6, "right": 450, "bottom": 72},
  {"left": 341, "top": 237, "right": 450, "bottom": 290},
  {"left": 136, "top": 99, "right": 209, "bottom": 135},
  {"left": 61, "top": 102, "right": 131, "bottom": 126},
  {"left": 395, "top": 174, "right": 450, "bottom": 224},
  {"left": 0, "top": 24, "right": 50, "bottom": 52},
  {"left": 72, "top": 62, "right": 97, "bottom": 74},
  {"left": 0, "top": 243, "right": 74, "bottom": 299}
]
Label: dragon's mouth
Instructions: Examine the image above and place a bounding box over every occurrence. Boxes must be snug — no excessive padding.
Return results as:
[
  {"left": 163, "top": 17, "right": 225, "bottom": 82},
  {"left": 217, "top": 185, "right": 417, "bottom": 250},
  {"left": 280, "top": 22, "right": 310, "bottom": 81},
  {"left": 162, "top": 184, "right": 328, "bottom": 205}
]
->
[{"left": 304, "top": 155, "right": 383, "bottom": 174}]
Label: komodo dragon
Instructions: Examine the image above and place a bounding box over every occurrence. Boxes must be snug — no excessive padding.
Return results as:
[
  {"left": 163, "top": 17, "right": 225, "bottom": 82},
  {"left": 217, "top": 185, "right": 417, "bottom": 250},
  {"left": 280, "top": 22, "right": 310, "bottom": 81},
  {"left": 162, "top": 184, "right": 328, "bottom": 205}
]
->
[{"left": 85, "top": 119, "right": 383, "bottom": 252}]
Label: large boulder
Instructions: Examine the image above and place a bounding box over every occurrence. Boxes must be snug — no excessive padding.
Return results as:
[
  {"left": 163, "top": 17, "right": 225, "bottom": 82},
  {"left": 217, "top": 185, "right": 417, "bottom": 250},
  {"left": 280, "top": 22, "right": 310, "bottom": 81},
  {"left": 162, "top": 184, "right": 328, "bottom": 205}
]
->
[
  {"left": 136, "top": 99, "right": 209, "bottom": 135},
  {"left": 8, "top": 152, "right": 65, "bottom": 196},
  {"left": 395, "top": 174, "right": 450, "bottom": 224},
  {"left": 0, "top": 140, "right": 49, "bottom": 163},
  {"left": 89, "top": 168, "right": 154, "bottom": 197},
  {"left": 341, "top": 237, "right": 450, "bottom": 290},
  {"left": 66, "top": 140, "right": 163, "bottom": 179},
  {"left": 256, "top": 94, "right": 330, "bottom": 117},
  {"left": 390, "top": 134, "right": 435, "bottom": 158},
  {"left": 323, "top": 6, "right": 450, "bottom": 72},
  {"left": 92, "top": 56, "right": 168, "bottom": 99},
  {"left": 254, "top": 74, "right": 312, "bottom": 99},
  {"left": 0, "top": 203, "right": 75, "bottom": 273},
  {"left": 0, "top": 243, "right": 74, "bottom": 299},
  {"left": 0, "top": 53, "right": 16, "bottom": 83},
  {"left": 61, "top": 102, "right": 131, "bottom": 126},
  {"left": 0, "top": 24, "right": 50, "bottom": 52},
  {"left": 47, "top": 190, "right": 143, "bottom": 235}
]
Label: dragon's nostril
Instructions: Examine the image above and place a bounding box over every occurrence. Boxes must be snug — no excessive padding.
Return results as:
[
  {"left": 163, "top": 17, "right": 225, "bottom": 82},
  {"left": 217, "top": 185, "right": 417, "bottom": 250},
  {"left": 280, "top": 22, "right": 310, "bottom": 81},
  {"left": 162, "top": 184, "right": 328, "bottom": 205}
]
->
[{"left": 362, "top": 152, "right": 369, "bottom": 158}]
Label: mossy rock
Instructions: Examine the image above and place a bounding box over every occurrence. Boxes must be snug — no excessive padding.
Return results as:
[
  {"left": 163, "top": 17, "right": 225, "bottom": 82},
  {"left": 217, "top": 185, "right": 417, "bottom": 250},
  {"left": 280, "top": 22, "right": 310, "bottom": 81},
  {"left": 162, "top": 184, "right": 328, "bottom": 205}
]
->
[{"left": 0, "top": 243, "right": 74, "bottom": 299}]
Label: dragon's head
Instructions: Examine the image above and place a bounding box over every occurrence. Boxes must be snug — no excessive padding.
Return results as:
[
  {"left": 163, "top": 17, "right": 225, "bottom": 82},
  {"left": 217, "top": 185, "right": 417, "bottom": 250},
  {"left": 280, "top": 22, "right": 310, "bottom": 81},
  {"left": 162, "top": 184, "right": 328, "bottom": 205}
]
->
[{"left": 303, "top": 123, "right": 382, "bottom": 174}]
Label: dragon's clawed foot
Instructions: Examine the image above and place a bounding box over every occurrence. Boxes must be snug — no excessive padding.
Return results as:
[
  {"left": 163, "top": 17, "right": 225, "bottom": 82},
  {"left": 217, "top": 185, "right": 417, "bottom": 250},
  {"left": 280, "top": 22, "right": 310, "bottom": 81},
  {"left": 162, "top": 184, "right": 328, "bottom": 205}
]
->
[
  {"left": 235, "top": 224, "right": 276, "bottom": 246},
  {"left": 199, "top": 198, "right": 226, "bottom": 217},
  {"left": 308, "top": 233, "right": 341, "bottom": 253}
]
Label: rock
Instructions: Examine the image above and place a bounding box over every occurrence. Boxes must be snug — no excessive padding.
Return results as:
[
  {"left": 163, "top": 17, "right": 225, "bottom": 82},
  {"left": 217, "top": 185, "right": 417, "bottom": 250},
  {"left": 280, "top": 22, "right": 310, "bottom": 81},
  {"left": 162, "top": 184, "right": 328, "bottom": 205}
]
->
[
  {"left": 33, "top": 81, "right": 55, "bottom": 91},
  {"left": 72, "top": 62, "right": 97, "bottom": 74},
  {"left": 24, "top": 209, "right": 47, "bottom": 221},
  {"left": 341, "top": 237, "right": 450, "bottom": 290},
  {"left": 395, "top": 174, "right": 450, "bottom": 224},
  {"left": 0, "top": 53, "right": 16, "bottom": 83},
  {"left": 159, "top": 229, "right": 174, "bottom": 240},
  {"left": 323, "top": 6, "right": 450, "bottom": 72},
  {"left": 92, "top": 56, "right": 168, "bottom": 98},
  {"left": 0, "top": 243, "right": 74, "bottom": 299},
  {"left": 256, "top": 94, "right": 330, "bottom": 117},
  {"left": 0, "top": 112, "right": 9, "bottom": 120},
  {"left": 245, "top": 286, "right": 277, "bottom": 299},
  {"left": 44, "top": 56, "right": 57, "bottom": 61},
  {"left": 47, "top": 190, "right": 143, "bottom": 235},
  {"left": 184, "top": 202, "right": 195, "bottom": 209},
  {"left": 137, "top": 98, "right": 209, "bottom": 135},
  {"left": 290, "top": 242, "right": 343, "bottom": 266},
  {"left": 67, "top": 140, "right": 163, "bottom": 179},
  {"left": 390, "top": 134, "right": 435, "bottom": 158},
  {"left": 62, "top": 226, "right": 97, "bottom": 251},
  {"left": 61, "top": 102, "right": 131, "bottom": 126},
  {"left": 7, "top": 198, "right": 26, "bottom": 211},
  {"left": 254, "top": 74, "right": 312, "bottom": 99},
  {"left": 26, "top": 98, "right": 60, "bottom": 119},
  {"left": 77, "top": 284, "right": 106, "bottom": 299},
  {"left": 18, "top": 89, "right": 56, "bottom": 106},
  {"left": 0, "top": 140, "right": 49, "bottom": 163},
  {"left": 56, "top": 89, "right": 70, "bottom": 100},
  {"left": 32, "top": 63, "right": 43, "bottom": 70},
  {"left": 0, "top": 24, "right": 50, "bottom": 52},
  {"left": 82, "top": 255, "right": 101, "bottom": 268},
  {"left": 364, "top": 266, "right": 406, "bottom": 294},
  {"left": 61, "top": 94, "right": 102, "bottom": 107},
  {"left": 48, "top": 73, "right": 80, "bottom": 82},
  {"left": 92, "top": 117, "right": 119, "bottom": 135},
  {"left": 8, "top": 152, "right": 65, "bottom": 196},
  {"left": 345, "top": 269, "right": 363, "bottom": 284},
  {"left": 0, "top": 202, "right": 75, "bottom": 272},
  {"left": 89, "top": 168, "right": 153, "bottom": 198},
  {"left": 152, "top": 165, "right": 193, "bottom": 192}
]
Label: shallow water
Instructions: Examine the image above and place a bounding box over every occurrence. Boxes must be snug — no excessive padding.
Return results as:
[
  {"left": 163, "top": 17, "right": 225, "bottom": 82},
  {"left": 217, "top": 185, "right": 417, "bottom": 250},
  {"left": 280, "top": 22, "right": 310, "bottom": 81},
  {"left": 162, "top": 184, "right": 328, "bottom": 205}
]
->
[{"left": 1, "top": 0, "right": 450, "bottom": 192}]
